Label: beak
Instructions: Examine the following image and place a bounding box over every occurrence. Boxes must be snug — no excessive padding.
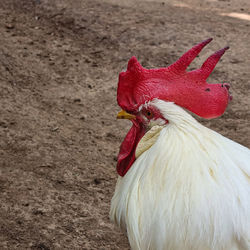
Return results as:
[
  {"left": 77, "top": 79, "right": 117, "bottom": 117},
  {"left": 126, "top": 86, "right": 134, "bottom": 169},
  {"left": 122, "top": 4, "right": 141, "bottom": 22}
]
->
[{"left": 117, "top": 110, "right": 136, "bottom": 120}]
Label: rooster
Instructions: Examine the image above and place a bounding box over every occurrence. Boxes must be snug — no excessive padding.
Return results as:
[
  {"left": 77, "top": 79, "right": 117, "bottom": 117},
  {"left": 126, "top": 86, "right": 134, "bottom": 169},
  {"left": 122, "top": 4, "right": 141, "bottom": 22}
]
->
[{"left": 110, "top": 38, "right": 250, "bottom": 250}]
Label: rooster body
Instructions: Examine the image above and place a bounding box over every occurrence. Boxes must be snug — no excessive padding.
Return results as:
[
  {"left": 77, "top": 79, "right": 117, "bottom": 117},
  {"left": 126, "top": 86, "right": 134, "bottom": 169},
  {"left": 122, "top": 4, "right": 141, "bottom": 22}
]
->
[
  {"left": 110, "top": 100, "right": 250, "bottom": 250},
  {"left": 110, "top": 39, "right": 250, "bottom": 250}
]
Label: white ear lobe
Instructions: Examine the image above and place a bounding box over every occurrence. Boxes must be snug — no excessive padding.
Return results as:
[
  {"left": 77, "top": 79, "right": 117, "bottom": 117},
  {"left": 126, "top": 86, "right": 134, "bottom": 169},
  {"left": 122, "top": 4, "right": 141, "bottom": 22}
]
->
[
  {"left": 149, "top": 118, "right": 166, "bottom": 128},
  {"left": 135, "top": 125, "right": 163, "bottom": 158}
]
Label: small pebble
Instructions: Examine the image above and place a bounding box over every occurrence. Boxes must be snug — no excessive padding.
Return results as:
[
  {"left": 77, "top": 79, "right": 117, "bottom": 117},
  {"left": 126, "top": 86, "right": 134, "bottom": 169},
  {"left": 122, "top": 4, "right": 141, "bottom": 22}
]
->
[{"left": 5, "top": 23, "right": 14, "bottom": 29}]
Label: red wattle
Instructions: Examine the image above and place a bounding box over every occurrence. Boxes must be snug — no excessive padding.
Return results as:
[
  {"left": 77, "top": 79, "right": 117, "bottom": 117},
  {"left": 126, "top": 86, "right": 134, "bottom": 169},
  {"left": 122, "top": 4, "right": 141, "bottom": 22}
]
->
[{"left": 117, "top": 121, "right": 145, "bottom": 176}]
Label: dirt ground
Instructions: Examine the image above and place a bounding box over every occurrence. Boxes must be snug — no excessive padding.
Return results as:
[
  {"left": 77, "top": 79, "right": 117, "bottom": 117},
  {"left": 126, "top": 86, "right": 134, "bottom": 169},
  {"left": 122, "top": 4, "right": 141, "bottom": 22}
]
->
[{"left": 0, "top": 0, "right": 249, "bottom": 249}]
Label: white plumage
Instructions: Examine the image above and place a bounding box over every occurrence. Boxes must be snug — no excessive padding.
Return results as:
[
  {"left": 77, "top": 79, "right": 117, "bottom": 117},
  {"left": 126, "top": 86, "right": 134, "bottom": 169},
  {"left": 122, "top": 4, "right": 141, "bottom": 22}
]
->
[{"left": 110, "top": 99, "right": 250, "bottom": 250}]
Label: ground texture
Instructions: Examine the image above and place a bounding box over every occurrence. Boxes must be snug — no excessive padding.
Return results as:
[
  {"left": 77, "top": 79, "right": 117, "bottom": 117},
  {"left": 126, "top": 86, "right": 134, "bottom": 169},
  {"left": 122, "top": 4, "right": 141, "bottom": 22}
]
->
[{"left": 0, "top": 0, "right": 249, "bottom": 249}]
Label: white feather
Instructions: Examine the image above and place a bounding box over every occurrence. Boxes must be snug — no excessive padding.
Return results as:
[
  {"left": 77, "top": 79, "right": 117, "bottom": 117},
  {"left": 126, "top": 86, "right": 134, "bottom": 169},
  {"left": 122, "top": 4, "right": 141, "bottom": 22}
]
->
[{"left": 110, "top": 100, "right": 250, "bottom": 250}]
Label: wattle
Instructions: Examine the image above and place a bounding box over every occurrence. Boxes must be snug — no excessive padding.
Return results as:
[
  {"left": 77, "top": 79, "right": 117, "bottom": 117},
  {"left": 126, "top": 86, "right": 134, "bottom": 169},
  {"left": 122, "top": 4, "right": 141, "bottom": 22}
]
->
[{"left": 117, "top": 120, "right": 145, "bottom": 176}]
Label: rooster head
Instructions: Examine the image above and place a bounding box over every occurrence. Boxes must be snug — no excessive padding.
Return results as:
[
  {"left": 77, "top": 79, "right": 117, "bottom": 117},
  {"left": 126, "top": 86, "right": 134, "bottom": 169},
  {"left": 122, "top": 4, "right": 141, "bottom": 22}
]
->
[{"left": 116, "top": 38, "right": 232, "bottom": 176}]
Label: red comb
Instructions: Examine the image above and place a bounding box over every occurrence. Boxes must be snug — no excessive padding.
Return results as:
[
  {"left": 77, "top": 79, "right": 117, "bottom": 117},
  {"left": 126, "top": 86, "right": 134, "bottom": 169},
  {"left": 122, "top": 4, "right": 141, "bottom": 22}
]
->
[{"left": 117, "top": 38, "right": 231, "bottom": 119}]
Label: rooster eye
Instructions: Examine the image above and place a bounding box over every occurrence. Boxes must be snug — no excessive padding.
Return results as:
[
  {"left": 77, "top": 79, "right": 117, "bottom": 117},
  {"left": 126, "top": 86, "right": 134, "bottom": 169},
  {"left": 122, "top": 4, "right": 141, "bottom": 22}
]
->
[{"left": 144, "top": 110, "right": 154, "bottom": 119}]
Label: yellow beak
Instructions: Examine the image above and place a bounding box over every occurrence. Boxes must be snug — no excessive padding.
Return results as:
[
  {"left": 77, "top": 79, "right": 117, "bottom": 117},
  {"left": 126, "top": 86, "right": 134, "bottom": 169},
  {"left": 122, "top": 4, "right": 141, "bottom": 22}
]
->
[{"left": 117, "top": 110, "right": 136, "bottom": 120}]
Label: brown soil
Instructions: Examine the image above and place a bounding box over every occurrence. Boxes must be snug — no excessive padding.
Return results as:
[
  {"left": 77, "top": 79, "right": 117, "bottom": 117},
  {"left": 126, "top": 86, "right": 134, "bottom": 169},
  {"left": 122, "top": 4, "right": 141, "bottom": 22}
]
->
[{"left": 0, "top": 0, "right": 249, "bottom": 249}]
